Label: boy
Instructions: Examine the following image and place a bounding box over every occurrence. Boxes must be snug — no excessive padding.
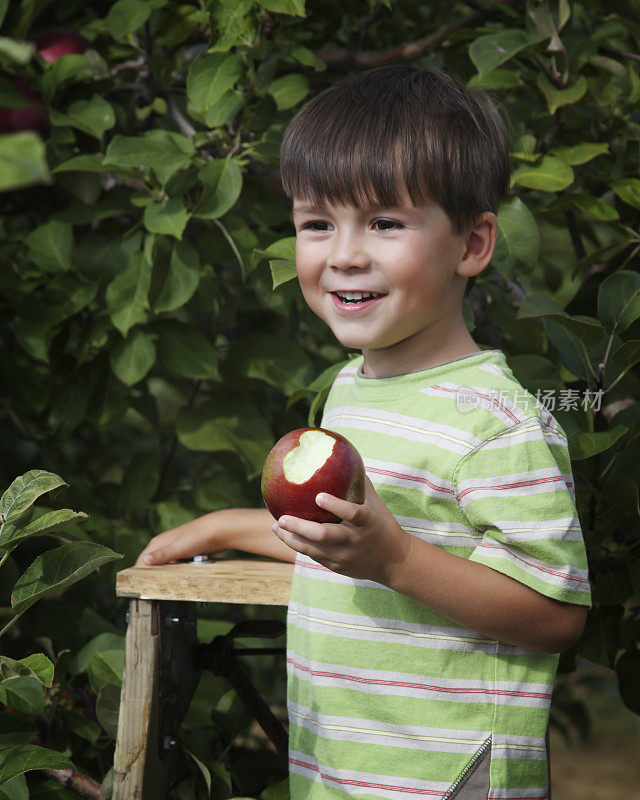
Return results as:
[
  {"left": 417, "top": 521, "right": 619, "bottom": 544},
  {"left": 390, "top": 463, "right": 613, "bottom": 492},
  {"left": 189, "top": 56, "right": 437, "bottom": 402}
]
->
[{"left": 137, "top": 64, "right": 590, "bottom": 800}]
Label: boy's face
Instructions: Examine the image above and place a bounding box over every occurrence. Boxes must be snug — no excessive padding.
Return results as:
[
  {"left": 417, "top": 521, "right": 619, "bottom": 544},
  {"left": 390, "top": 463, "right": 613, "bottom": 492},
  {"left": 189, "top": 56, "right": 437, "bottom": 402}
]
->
[{"left": 292, "top": 193, "right": 488, "bottom": 377}]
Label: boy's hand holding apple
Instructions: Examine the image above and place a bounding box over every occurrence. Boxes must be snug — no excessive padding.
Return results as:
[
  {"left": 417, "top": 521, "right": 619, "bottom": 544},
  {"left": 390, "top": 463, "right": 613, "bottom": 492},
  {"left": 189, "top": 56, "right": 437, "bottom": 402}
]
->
[{"left": 262, "top": 428, "right": 410, "bottom": 584}]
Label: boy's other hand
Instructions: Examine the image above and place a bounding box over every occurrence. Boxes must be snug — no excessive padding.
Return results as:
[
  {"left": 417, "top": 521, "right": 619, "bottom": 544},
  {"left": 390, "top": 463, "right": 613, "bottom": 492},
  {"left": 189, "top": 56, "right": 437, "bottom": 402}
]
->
[
  {"left": 272, "top": 476, "right": 411, "bottom": 584},
  {"left": 135, "top": 526, "right": 213, "bottom": 567}
]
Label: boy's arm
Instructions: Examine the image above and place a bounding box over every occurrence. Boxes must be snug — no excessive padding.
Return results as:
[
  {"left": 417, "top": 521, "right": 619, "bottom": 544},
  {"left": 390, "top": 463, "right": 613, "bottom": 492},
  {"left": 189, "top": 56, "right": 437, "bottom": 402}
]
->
[
  {"left": 272, "top": 477, "right": 587, "bottom": 654},
  {"left": 136, "top": 507, "right": 297, "bottom": 566}
]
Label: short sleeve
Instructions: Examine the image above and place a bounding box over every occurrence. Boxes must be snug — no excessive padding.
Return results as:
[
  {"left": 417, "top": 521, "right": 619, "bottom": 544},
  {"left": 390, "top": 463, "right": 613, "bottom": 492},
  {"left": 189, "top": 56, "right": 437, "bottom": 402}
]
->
[{"left": 453, "top": 417, "right": 592, "bottom": 607}]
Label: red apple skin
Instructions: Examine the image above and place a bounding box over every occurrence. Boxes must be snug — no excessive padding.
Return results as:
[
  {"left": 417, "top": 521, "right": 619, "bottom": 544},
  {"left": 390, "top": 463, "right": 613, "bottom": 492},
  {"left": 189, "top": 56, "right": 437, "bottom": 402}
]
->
[
  {"left": 261, "top": 427, "right": 366, "bottom": 524},
  {"left": 0, "top": 81, "right": 50, "bottom": 137},
  {"left": 33, "top": 28, "right": 90, "bottom": 62}
]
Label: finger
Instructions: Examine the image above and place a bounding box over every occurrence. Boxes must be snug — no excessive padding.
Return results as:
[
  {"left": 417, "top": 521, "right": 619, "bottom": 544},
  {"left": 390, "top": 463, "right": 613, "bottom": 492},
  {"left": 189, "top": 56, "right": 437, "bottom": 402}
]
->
[
  {"left": 315, "top": 492, "right": 367, "bottom": 525},
  {"left": 273, "top": 515, "right": 330, "bottom": 543}
]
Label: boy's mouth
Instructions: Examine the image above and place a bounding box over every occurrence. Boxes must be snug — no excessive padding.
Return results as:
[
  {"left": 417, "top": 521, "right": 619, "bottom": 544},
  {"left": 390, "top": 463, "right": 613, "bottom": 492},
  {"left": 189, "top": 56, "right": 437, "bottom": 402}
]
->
[{"left": 330, "top": 290, "right": 386, "bottom": 311}]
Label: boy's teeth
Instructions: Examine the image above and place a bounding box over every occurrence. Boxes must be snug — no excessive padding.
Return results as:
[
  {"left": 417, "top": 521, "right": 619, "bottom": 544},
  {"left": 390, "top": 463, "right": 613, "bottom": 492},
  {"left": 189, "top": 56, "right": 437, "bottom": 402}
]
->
[{"left": 336, "top": 291, "right": 380, "bottom": 301}]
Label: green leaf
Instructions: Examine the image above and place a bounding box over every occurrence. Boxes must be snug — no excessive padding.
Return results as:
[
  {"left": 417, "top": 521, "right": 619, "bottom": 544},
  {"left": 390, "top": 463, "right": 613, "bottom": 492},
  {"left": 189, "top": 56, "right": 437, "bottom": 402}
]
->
[
  {"left": 518, "top": 295, "right": 605, "bottom": 347},
  {"left": 469, "top": 30, "right": 544, "bottom": 77},
  {"left": 143, "top": 197, "right": 189, "bottom": 239},
  {"left": 606, "top": 341, "right": 640, "bottom": 389},
  {"left": 95, "top": 683, "right": 120, "bottom": 738},
  {"left": 50, "top": 95, "right": 115, "bottom": 139},
  {"left": 0, "top": 655, "right": 52, "bottom": 687},
  {"left": 0, "top": 745, "right": 71, "bottom": 786},
  {"left": 512, "top": 155, "right": 574, "bottom": 191},
  {"left": 153, "top": 240, "right": 201, "bottom": 312},
  {"left": 88, "top": 650, "right": 124, "bottom": 694},
  {"left": 467, "top": 68, "right": 523, "bottom": 90},
  {"left": 106, "top": 252, "right": 153, "bottom": 336},
  {"left": 18, "top": 654, "right": 54, "bottom": 687},
  {"left": 0, "top": 37, "right": 34, "bottom": 65},
  {"left": 41, "top": 52, "right": 109, "bottom": 104},
  {"left": 176, "top": 396, "right": 274, "bottom": 478},
  {"left": 256, "top": 0, "right": 306, "bottom": 14},
  {"left": 552, "top": 142, "right": 609, "bottom": 166},
  {"left": 611, "top": 177, "right": 640, "bottom": 209},
  {"left": 598, "top": 270, "right": 640, "bottom": 334},
  {"left": 251, "top": 236, "right": 296, "bottom": 288},
  {"left": 227, "top": 333, "right": 313, "bottom": 396},
  {"left": 543, "top": 192, "right": 618, "bottom": 221},
  {"left": 69, "top": 633, "right": 125, "bottom": 675},
  {"left": 26, "top": 219, "right": 73, "bottom": 272},
  {"left": 0, "top": 713, "right": 37, "bottom": 749},
  {"left": 11, "top": 542, "right": 122, "bottom": 615},
  {"left": 492, "top": 197, "right": 540, "bottom": 277},
  {"left": 537, "top": 74, "right": 588, "bottom": 114},
  {"left": 186, "top": 52, "right": 244, "bottom": 113},
  {"left": 0, "top": 677, "right": 43, "bottom": 716},
  {"left": 199, "top": 90, "right": 245, "bottom": 127},
  {"left": 0, "top": 509, "right": 88, "bottom": 553},
  {"left": 209, "top": 0, "right": 255, "bottom": 52},
  {"left": 543, "top": 318, "right": 594, "bottom": 382},
  {"left": 568, "top": 425, "right": 628, "bottom": 460},
  {"left": 156, "top": 320, "right": 220, "bottom": 380},
  {"left": 110, "top": 329, "right": 156, "bottom": 386},
  {"left": 267, "top": 73, "right": 310, "bottom": 110},
  {"left": 195, "top": 158, "right": 243, "bottom": 219},
  {"left": 106, "top": 0, "right": 167, "bottom": 39},
  {"left": 0, "top": 774, "right": 27, "bottom": 800},
  {"left": 104, "top": 130, "right": 195, "bottom": 185},
  {"left": 0, "top": 471, "right": 68, "bottom": 525},
  {"left": 0, "top": 132, "right": 49, "bottom": 192}
]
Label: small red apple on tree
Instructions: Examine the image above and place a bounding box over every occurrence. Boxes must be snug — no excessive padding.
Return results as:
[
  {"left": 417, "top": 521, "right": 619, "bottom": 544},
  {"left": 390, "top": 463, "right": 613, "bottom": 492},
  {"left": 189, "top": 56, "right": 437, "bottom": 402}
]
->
[
  {"left": 261, "top": 427, "right": 366, "bottom": 524},
  {"left": 0, "top": 80, "right": 50, "bottom": 136},
  {"left": 32, "top": 28, "right": 90, "bottom": 62}
]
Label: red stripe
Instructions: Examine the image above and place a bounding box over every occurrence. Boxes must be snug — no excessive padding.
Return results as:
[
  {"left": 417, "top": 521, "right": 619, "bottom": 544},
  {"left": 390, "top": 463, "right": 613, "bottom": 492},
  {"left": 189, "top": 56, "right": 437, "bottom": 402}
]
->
[
  {"left": 457, "top": 475, "right": 569, "bottom": 501},
  {"left": 368, "top": 466, "right": 454, "bottom": 495},
  {"left": 290, "top": 757, "right": 445, "bottom": 796},
  {"left": 287, "top": 658, "right": 551, "bottom": 700},
  {"left": 433, "top": 384, "right": 523, "bottom": 424},
  {"left": 478, "top": 542, "right": 589, "bottom": 584}
]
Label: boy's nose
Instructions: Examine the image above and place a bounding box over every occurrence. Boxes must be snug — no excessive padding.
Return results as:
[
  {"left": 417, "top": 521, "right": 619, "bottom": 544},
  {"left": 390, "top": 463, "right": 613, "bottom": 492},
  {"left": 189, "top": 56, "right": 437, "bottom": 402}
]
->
[{"left": 328, "top": 232, "right": 371, "bottom": 270}]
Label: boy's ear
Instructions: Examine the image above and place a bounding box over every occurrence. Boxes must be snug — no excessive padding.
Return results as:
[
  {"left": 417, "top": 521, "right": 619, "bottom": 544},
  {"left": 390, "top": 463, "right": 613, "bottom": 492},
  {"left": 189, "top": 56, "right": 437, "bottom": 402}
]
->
[{"left": 456, "top": 212, "right": 497, "bottom": 278}]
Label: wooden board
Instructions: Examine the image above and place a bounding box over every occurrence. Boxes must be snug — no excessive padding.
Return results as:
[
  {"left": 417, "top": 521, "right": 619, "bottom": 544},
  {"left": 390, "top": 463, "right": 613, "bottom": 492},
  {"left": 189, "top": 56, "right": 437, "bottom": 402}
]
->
[{"left": 116, "top": 559, "right": 294, "bottom": 606}]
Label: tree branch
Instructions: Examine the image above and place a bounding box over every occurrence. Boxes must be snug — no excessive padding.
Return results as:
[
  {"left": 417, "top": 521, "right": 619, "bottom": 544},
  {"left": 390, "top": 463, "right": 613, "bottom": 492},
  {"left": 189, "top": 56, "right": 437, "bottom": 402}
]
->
[
  {"left": 314, "top": 0, "right": 518, "bottom": 69},
  {"left": 42, "top": 769, "right": 101, "bottom": 800}
]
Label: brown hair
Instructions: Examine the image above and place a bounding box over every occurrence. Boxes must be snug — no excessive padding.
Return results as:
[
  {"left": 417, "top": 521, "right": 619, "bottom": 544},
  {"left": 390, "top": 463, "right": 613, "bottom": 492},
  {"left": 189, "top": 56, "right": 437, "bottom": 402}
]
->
[{"left": 280, "top": 63, "right": 511, "bottom": 236}]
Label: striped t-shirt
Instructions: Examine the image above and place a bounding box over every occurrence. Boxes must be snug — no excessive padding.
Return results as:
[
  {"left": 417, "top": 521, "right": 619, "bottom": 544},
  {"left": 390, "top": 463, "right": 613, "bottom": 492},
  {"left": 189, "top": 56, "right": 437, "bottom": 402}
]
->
[{"left": 286, "top": 349, "right": 591, "bottom": 800}]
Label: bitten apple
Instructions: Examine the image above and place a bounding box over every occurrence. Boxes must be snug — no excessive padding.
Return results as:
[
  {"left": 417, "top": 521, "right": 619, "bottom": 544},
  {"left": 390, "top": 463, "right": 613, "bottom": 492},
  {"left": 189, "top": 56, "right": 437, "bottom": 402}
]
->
[{"left": 261, "top": 427, "right": 366, "bottom": 524}]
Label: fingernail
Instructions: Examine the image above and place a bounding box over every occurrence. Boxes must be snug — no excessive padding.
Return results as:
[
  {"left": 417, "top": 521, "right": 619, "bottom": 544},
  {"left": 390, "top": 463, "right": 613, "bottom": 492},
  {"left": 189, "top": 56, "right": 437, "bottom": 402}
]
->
[
  {"left": 316, "top": 493, "right": 326, "bottom": 505},
  {"left": 272, "top": 523, "right": 278, "bottom": 533},
  {"left": 279, "top": 517, "right": 287, "bottom": 529},
  {"left": 142, "top": 553, "right": 155, "bottom": 564}
]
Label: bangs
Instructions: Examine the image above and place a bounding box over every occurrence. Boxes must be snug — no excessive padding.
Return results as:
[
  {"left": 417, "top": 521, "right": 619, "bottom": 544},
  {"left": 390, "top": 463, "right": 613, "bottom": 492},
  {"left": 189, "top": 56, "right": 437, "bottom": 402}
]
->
[{"left": 280, "top": 95, "right": 433, "bottom": 212}]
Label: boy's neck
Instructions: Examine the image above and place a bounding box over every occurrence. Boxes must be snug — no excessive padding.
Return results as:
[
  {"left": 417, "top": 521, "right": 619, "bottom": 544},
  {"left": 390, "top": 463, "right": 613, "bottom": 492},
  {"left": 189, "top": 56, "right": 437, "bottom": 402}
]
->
[{"left": 360, "top": 320, "right": 482, "bottom": 379}]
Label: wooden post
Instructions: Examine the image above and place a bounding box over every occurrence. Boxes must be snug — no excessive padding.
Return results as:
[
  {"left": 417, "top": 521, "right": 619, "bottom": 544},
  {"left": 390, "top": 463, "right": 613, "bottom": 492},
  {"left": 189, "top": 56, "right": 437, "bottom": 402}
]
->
[{"left": 112, "top": 599, "right": 164, "bottom": 800}]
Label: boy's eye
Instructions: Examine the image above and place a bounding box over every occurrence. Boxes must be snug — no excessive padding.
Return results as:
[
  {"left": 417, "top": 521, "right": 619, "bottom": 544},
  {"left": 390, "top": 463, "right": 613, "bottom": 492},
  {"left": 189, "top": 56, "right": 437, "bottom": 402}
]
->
[
  {"left": 299, "top": 218, "right": 403, "bottom": 232},
  {"left": 373, "top": 218, "right": 403, "bottom": 231}
]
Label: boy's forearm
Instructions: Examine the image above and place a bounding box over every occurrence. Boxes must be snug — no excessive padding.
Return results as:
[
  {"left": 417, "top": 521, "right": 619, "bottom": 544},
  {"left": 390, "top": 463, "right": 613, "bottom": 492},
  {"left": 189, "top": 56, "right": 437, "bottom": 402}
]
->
[
  {"left": 214, "top": 508, "right": 298, "bottom": 562},
  {"left": 383, "top": 532, "right": 587, "bottom": 654},
  {"left": 137, "top": 507, "right": 297, "bottom": 565}
]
